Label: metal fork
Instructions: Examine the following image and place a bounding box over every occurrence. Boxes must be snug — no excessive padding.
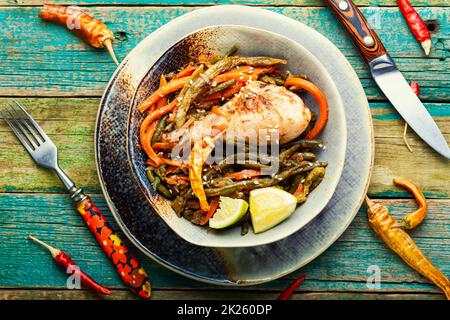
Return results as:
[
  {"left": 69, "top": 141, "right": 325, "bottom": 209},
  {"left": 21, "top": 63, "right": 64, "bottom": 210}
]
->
[{"left": 1, "top": 100, "right": 151, "bottom": 298}]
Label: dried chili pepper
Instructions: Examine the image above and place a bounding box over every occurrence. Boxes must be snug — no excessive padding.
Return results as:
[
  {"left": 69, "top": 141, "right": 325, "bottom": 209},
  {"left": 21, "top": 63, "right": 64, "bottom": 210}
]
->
[
  {"left": 392, "top": 178, "right": 427, "bottom": 229},
  {"left": 403, "top": 81, "right": 420, "bottom": 152},
  {"left": 28, "top": 235, "right": 112, "bottom": 295},
  {"left": 40, "top": 4, "right": 119, "bottom": 64},
  {"left": 277, "top": 274, "right": 306, "bottom": 300},
  {"left": 397, "top": 0, "right": 431, "bottom": 55},
  {"left": 365, "top": 197, "right": 450, "bottom": 299}
]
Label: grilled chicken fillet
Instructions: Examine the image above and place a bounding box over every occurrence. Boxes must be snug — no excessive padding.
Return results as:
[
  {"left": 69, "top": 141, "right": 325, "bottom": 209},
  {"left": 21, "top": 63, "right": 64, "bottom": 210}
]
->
[{"left": 165, "top": 81, "right": 311, "bottom": 145}]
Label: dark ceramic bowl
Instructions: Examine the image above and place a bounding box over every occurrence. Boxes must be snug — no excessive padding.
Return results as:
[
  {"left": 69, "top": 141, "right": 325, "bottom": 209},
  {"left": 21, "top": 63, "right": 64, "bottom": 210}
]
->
[{"left": 127, "top": 25, "right": 347, "bottom": 247}]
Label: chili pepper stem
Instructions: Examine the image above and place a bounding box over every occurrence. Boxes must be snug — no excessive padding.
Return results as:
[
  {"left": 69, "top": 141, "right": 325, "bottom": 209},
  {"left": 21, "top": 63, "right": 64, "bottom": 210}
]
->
[
  {"left": 403, "top": 123, "right": 413, "bottom": 153},
  {"left": 391, "top": 222, "right": 405, "bottom": 229},
  {"left": 104, "top": 39, "right": 119, "bottom": 65},
  {"left": 28, "top": 234, "right": 60, "bottom": 258},
  {"left": 421, "top": 39, "right": 431, "bottom": 56}
]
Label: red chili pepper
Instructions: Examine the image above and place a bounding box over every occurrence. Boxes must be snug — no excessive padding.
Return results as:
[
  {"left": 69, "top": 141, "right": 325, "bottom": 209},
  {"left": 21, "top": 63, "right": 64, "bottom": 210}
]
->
[
  {"left": 397, "top": 0, "right": 431, "bottom": 55},
  {"left": 409, "top": 81, "right": 420, "bottom": 96},
  {"left": 277, "top": 274, "right": 306, "bottom": 300},
  {"left": 28, "top": 235, "right": 112, "bottom": 295}
]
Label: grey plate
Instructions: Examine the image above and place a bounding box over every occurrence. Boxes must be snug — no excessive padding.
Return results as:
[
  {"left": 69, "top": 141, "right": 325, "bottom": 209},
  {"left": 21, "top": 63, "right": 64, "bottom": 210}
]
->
[
  {"left": 95, "top": 5, "right": 374, "bottom": 285},
  {"left": 127, "top": 25, "right": 347, "bottom": 248}
]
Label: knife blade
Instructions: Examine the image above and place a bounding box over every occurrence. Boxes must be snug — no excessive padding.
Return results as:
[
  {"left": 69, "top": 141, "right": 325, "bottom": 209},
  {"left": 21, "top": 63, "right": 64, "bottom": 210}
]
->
[{"left": 327, "top": 0, "right": 450, "bottom": 159}]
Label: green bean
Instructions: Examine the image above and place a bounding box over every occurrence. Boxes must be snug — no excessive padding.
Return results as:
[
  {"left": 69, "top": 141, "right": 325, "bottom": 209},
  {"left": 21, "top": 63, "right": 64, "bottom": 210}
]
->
[
  {"left": 295, "top": 167, "right": 326, "bottom": 203},
  {"left": 287, "top": 173, "right": 304, "bottom": 193},
  {"left": 224, "top": 45, "right": 239, "bottom": 57},
  {"left": 241, "top": 222, "right": 249, "bottom": 236},
  {"left": 146, "top": 168, "right": 174, "bottom": 199},
  {"left": 282, "top": 139, "right": 323, "bottom": 149},
  {"left": 175, "top": 57, "right": 234, "bottom": 128},
  {"left": 206, "top": 79, "right": 236, "bottom": 95},
  {"left": 279, "top": 144, "right": 301, "bottom": 163},
  {"left": 204, "top": 161, "right": 326, "bottom": 197},
  {"left": 152, "top": 115, "right": 168, "bottom": 144},
  {"left": 259, "top": 75, "right": 276, "bottom": 85},
  {"left": 232, "top": 56, "right": 287, "bottom": 67},
  {"left": 172, "top": 188, "right": 191, "bottom": 217},
  {"left": 219, "top": 152, "right": 274, "bottom": 167},
  {"left": 293, "top": 152, "right": 318, "bottom": 162},
  {"left": 260, "top": 75, "right": 285, "bottom": 86}
]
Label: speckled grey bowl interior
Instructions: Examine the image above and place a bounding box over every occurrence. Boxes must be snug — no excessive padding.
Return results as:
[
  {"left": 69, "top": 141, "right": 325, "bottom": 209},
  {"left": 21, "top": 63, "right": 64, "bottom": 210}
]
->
[{"left": 127, "top": 25, "right": 347, "bottom": 247}]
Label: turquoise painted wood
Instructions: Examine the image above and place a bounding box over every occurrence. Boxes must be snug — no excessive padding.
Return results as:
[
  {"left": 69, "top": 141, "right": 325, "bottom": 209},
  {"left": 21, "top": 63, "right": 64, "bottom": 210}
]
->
[
  {"left": 0, "top": 1, "right": 449, "bottom": 299},
  {"left": 3, "top": 0, "right": 450, "bottom": 6},
  {"left": 0, "top": 194, "right": 448, "bottom": 294},
  {"left": 0, "top": 7, "right": 448, "bottom": 100}
]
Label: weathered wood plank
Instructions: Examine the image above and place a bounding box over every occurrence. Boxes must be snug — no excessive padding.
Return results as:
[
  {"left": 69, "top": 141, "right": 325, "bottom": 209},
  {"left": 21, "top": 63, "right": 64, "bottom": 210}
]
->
[
  {"left": 0, "top": 289, "right": 445, "bottom": 300},
  {"left": 0, "top": 7, "right": 448, "bottom": 99},
  {"left": 2, "top": 0, "right": 449, "bottom": 7},
  {"left": 0, "top": 98, "right": 448, "bottom": 197},
  {"left": 0, "top": 193, "right": 448, "bottom": 297}
]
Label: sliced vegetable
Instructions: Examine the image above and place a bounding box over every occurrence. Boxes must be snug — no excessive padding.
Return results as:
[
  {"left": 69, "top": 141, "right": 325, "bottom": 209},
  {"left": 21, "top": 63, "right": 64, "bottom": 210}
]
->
[
  {"left": 138, "top": 77, "right": 189, "bottom": 113},
  {"left": 189, "top": 138, "right": 216, "bottom": 211},
  {"left": 209, "top": 197, "right": 249, "bottom": 229},
  {"left": 140, "top": 121, "right": 163, "bottom": 167},
  {"left": 200, "top": 197, "right": 221, "bottom": 226},
  {"left": 284, "top": 77, "right": 328, "bottom": 139},
  {"left": 249, "top": 187, "right": 298, "bottom": 233},
  {"left": 225, "top": 169, "right": 263, "bottom": 181}
]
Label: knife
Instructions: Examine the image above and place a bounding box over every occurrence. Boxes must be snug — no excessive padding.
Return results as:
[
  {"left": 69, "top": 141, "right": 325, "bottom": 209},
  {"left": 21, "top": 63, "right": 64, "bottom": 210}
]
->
[{"left": 327, "top": 0, "right": 450, "bottom": 159}]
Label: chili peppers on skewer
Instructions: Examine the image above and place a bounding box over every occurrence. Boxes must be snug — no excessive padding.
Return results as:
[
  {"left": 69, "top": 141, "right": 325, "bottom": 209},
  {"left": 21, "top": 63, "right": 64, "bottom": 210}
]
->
[
  {"left": 397, "top": 0, "right": 432, "bottom": 55},
  {"left": 365, "top": 197, "right": 450, "bottom": 299},
  {"left": 28, "top": 235, "right": 112, "bottom": 295},
  {"left": 392, "top": 178, "right": 427, "bottom": 229},
  {"left": 39, "top": 4, "right": 119, "bottom": 65}
]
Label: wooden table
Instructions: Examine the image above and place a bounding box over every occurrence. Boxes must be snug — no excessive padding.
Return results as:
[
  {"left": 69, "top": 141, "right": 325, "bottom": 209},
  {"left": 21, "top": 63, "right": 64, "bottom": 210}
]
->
[{"left": 0, "top": 0, "right": 448, "bottom": 300}]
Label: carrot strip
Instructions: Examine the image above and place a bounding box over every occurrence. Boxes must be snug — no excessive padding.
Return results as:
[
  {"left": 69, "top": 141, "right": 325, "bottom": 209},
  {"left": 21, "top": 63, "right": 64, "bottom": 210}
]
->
[
  {"left": 142, "top": 100, "right": 177, "bottom": 124},
  {"left": 225, "top": 169, "right": 263, "bottom": 181},
  {"left": 200, "top": 197, "right": 220, "bottom": 225},
  {"left": 138, "top": 77, "right": 189, "bottom": 113},
  {"left": 156, "top": 75, "right": 168, "bottom": 109},
  {"left": 140, "top": 122, "right": 163, "bottom": 167},
  {"left": 165, "top": 176, "right": 190, "bottom": 185},
  {"left": 152, "top": 142, "right": 175, "bottom": 151},
  {"left": 211, "top": 106, "right": 230, "bottom": 118},
  {"left": 162, "top": 158, "right": 184, "bottom": 167},
  {"left": 203, "top": 83, "right": 244, "bottom": 101},
  {"left": 284, "top": 77, "right": 328, "bottom": 139},
  {"left": 292, "top": 183, "right": 304, "bottom": 197},
  {"left": 174, "top": 65, "right": 197, "bottom": 79}
]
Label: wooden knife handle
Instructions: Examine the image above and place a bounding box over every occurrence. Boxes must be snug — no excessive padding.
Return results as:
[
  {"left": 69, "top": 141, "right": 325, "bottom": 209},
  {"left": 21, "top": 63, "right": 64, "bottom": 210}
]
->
[
  {"left": 76, "top": 196, "right": 151, "bottom": 298},
  {"left": 327, "top": 0, "right": 387, "bottom": 62}
]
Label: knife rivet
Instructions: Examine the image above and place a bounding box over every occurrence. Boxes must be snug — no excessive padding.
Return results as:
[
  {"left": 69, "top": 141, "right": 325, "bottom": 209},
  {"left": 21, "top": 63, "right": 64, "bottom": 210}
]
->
[
  {"left": 339, "top": 1, "right": 349, "bottom": 10},
  {"left": 364, "top": 36, "right": 374, "bottom": 46}
]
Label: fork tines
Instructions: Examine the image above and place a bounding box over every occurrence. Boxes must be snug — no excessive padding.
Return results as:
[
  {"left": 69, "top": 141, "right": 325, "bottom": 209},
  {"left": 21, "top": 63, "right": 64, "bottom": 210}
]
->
[{"left": 0, "top": 100, "right": 48, "bottom": 153}]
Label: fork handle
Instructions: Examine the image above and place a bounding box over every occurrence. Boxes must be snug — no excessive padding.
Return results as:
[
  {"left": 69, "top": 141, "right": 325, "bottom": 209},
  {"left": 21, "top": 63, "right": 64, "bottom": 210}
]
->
[{"left": 75, "top": 195, "right": 151, "bottom": 298}]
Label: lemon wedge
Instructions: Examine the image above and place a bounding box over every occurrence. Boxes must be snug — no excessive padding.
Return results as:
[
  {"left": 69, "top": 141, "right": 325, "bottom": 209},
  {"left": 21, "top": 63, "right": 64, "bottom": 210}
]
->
[{"left": 249, "top": 187, "right": 297, "bottom": 233}]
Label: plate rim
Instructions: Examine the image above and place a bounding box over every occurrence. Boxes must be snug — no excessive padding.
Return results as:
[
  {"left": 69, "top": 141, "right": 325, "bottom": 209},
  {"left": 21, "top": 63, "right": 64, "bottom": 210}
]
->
[{"left": 94, "top": 5, "right": 374, "bottom": 286}]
